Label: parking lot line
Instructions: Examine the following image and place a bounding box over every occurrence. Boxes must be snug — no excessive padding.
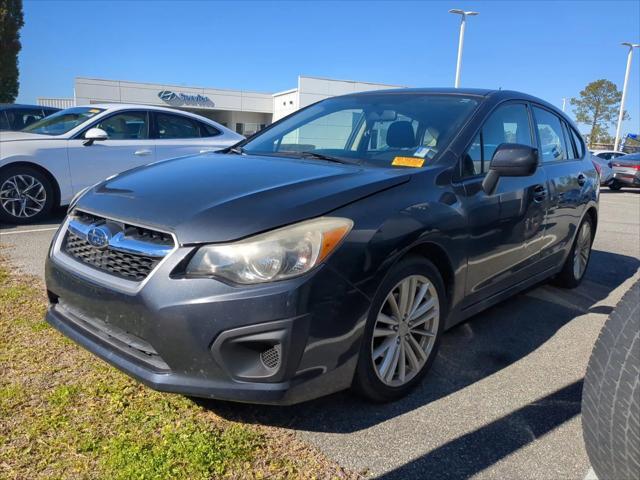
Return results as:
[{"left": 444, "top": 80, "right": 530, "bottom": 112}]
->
[{"left": 0, "top": 227, "right": 58, "bottom": 236}]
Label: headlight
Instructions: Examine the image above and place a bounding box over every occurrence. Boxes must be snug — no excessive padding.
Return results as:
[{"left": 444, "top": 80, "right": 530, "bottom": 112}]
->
[{"left": 186, "top": 217, "right": 353, "bottom": 284}]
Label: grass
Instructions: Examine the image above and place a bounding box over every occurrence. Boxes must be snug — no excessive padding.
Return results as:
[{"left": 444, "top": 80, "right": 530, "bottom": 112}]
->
[{"left": 0, "top": 255, "right": 353, "bottom": 479}]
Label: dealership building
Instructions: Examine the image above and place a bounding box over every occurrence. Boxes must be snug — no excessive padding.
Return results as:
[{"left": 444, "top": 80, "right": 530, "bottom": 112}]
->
[{"left": 38, "top": 75, "right": 403, "bottom": 137}]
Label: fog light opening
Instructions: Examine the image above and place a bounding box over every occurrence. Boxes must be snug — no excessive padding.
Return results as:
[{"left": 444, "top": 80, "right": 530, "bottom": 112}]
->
[{"left": 260, "top": 344, "right": 281, "bottom": 371}]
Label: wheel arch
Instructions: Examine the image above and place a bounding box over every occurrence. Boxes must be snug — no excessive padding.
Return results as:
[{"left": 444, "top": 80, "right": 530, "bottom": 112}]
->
[
  {"left": 400, "top": 241, "right": 455, "bottom": 307},
  {"left": 584, "top": 205, "right": 598, "bottom": 232},
  {"left": 0, "top": 161, "right": 61, "bottom": 208}
]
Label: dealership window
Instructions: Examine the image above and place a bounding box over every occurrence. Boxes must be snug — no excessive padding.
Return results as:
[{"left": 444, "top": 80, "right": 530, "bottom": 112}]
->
[
  {"left": 533, "top": 107, "right": 568, "bottom": 162},
  {"left": 95, "top": 111, "right": 149, "bottom": 139},
  {"left": 235, "top": 122, "right": 267, "bottom": 137},
  {"left": 156, "top": 113, "right": 200, "bottom": 139},
  {"left": 462, "top": 103, "right": 533, "bottom": 176}
]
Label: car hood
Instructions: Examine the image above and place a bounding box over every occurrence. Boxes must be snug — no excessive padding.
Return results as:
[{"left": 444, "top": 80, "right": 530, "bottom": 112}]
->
[
  {"left": 75, "top": 153, "right": 412, "bottom": 244},
  {"left": 0, "top": 131, "right": 56, "bottom": 142}
]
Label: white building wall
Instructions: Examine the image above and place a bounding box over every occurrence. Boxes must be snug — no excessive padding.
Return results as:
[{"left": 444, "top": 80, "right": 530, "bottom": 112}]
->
[
  {"left": 272, "top": 89, "right": 299, "bottom": 121},
  {"left": 297, "top": 75, "right": 404, "bottom": 109},
  {"left": 74, "top": 78, "right": 273, "bottom": 114},
  {"left": 37, "top": 97, "right": 75, "bottom": 109}
]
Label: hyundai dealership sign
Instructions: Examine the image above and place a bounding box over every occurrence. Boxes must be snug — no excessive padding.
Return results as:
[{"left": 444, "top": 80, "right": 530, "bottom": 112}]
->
[{"left": 157, "top": 90, "right": 214, "bottom": 107}]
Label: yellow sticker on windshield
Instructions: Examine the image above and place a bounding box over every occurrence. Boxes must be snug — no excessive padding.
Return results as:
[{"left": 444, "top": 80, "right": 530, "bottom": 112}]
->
[
  {"left": 392, "top": 156, "right": 425, "bottom": 168},
  {"left": 88, "top": 109, "right": 101, "bottom": 114}
]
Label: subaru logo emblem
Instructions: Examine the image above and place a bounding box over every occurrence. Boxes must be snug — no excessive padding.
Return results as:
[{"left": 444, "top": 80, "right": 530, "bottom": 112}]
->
[
  {"left": 158, "top": 90, "right": 177, "bottom": 102},
  {"left": 87, "top": 225, "right": 111, "bottom": 249}
]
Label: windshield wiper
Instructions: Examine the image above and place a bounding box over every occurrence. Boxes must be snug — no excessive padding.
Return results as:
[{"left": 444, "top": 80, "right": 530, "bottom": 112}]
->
[
  {"left": 298, "top": 151, "right": 358, "bottom": 165},
  {"left": 226, "top": 146, "right": 245, "bottom": 155}
]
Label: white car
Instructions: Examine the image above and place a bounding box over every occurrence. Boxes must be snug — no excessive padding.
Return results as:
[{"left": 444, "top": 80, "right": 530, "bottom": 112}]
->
[
  {"left": 590, "top": 149, "right": 626, "bottom": 161},
  {"left": 0, "top": 104, "right": 244, "bottom": 223}
]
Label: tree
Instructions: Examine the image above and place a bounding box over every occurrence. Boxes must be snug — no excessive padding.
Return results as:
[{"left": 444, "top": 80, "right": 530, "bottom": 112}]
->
[
  {"left": 0, "top": 0, "right": 24, "bottom": 103},
  {"left": 571, "top": 79, "right": 628, "bottom": 147}
]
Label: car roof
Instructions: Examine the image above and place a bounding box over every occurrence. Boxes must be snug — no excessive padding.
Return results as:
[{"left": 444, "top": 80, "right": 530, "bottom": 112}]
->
[
  {"left": 78, "top": 103, "right": 227, "bottom": 125},
  {"left": 348, "top": 87, "right": 495, "bottom": 97},
  {"left": 337, "top": 88, "right": 567, "bottom": 114},
  {"left": 85, "top": 103, "right": 207, "bottom": 113},
  {"left": 0, "top": 103, "right": 58, "bottom": 110}
]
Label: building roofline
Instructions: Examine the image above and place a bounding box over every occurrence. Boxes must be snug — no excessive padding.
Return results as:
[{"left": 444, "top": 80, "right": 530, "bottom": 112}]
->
[
  {"left": 74, "top": 77, "right": 274, "bottom": 96},
  {"left": 298, "top": 74, "right": 407, "bottom": 88}
]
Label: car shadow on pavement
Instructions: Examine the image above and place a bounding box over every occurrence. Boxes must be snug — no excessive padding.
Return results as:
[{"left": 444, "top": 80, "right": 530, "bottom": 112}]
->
[
  {"left": 200, "top": 249, "right": 638, "bottom": 436},
  {"left": 378, "top": 379, "right": 584, "bottom": 479}
]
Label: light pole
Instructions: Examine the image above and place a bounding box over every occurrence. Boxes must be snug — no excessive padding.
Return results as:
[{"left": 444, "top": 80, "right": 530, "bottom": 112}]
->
[
  {"left": 614, "top": 42, "right": 639, "bottom": 151},
  {"left": 449, "top": 9, "right": 479, "bottom": 88},
  {"left": 562, "top": 97, "right": 567, "bottom": 112}
]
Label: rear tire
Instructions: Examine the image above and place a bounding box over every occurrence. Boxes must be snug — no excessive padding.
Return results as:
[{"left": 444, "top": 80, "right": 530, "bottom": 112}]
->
[
  {"left": 553, "top": 216, "right": 594, "bottom": 289},
  {"left": 0, "top": 166, "right": 55, "bottom": 224},
  {"left": 582, "top": 280, "right": 640, "bottom": 480},
  {"left": 609, "top": 182, "right": 622, "bottom": 191},
  {"left": 352, "top": 256, "right": 446, "bottom": 402}
]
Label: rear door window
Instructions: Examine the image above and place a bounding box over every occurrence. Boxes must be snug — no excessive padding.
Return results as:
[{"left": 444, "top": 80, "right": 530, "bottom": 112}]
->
[
  {"left": 571, "top": 129, "right": 584, "bottom": 158},
  {"left": 199, "top": 122, "right": 221, "bottom": 137},
  {"left": 533, "top": 107, "right": 568, "bottom": 162},
  {"left": 0, "top": 111, "right": 9, "bottom": 130},
  {"left": 156, "top": 113, "right": 201, "bottom": 139}
]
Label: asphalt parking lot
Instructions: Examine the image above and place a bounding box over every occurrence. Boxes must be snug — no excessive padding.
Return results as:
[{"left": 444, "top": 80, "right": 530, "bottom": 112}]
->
[{"left": 1, "top": 189, "right": 639, "bottom": 479}]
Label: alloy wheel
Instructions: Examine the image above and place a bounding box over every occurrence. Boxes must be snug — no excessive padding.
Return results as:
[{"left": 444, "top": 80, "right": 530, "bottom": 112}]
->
[
  {"left": 0, "top": 175, "right": 47, "bottom": 219},
  {"left": 573, "top": 221, "right": 592, "bottom": 280},
  {"left": 371, "top": 274, "right": 439, "bottom": 387}
]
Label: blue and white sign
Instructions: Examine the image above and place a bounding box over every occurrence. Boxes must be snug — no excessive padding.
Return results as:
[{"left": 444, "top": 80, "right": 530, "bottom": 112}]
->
[{"left": 157, "top": 90, "right": 214, "bottom": 107}]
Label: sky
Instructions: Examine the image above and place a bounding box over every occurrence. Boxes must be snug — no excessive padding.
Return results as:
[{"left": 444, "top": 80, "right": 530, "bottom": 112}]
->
[{"left": 16, "top": 0, "right": 640, "bottom": 136}]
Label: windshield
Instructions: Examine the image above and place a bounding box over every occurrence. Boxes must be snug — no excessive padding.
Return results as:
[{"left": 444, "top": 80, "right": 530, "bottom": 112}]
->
[
  {"left": 242, "top": 93, "right": 479, "bottom": 168},
  {"left": 22, "top": 107, "right": 105, "bottom": 136}
]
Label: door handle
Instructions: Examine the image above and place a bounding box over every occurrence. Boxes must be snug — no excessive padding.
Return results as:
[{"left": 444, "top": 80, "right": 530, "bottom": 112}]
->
[
  {"left": 199, "top": 149, "right": 217, "bottom": 154},
  {"left": 533, "top": 184, "right": 547, "bottom": 202},
  {"left": 577, "top": 174, "right": 586, "bottom": 186},
  {"left": 134, "top": 149, "right": 152, "bottom": 156}
]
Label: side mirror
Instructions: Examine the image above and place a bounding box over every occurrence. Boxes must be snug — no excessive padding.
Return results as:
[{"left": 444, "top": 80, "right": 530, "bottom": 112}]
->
[
  {"left": 83, "top": 127, "right": 108, "bottom": 146},
  {"left": 482, "top": 143, "right": 538, "bottom": 194}
]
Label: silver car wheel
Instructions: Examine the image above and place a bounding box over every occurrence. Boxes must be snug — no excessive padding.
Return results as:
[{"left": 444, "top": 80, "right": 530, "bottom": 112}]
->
[
  {"left": 371, "top": 274, "right": 439, "bottom": 387},
  {"left": 0, "top": 175, "right": 47, "bottom": 219},
  {"left": 573, "top": 221, "right": 592, "bottom": 280}
]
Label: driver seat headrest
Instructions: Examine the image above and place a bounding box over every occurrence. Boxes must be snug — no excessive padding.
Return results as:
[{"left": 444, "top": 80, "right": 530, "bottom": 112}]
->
[{"left": 386, "top": 121, "right": 415, "bottom": 148}]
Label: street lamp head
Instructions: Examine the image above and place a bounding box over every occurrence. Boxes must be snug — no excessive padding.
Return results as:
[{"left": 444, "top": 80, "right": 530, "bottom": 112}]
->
[
  {"left": 449, "top": 9, "right": 479, "bottom": 16},
  {"left": 621, "top": 42, "right": 640, "bottom": 48}
]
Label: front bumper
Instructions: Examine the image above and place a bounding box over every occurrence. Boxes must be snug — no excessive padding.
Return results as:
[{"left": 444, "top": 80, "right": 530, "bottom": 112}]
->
[{"left": 45, "top": 237, "right": 371, "bottom": 405}]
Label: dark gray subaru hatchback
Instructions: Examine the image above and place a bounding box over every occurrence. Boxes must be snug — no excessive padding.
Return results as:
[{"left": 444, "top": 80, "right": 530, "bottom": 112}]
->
[{"left": 45, "top": 89, "right": 598, "bottom": 404}]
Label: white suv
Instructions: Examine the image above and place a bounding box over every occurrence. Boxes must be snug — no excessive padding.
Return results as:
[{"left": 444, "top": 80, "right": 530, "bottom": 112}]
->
[{"left": 0, "top": 104, "right": 244, "bottom": 223}]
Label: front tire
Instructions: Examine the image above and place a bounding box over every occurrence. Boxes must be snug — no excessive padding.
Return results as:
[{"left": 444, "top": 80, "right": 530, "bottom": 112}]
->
[
  {"left": 0, "top": 166, "right": 54, "bottom": 224},
  {"left": 352, "top": 256, "right": 446, "bottom": 402},
  {"left": 582, "top": 280, "right": 640, "bottom": 480},
  {"left": 553, "top": 216, "right": 594, "bottom": 289}
]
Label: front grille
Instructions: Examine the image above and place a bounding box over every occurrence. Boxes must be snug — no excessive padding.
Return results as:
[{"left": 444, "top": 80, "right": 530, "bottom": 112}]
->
[
  {"left": 64, "top": 231, "right": 159, "bottom": 281},
  {"left": 61, "top": 211, "right": 174, "bottom": 282}
]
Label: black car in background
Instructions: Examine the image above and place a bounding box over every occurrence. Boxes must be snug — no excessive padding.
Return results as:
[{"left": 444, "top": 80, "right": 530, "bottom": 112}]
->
[
  {"left": 45, "top": 89, "right": 599, "bottom": 404},
  {"left": 0, "top": 103, "right": 59, "bottom": 131}
]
